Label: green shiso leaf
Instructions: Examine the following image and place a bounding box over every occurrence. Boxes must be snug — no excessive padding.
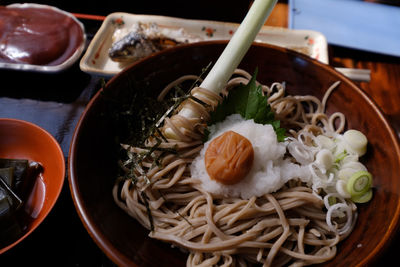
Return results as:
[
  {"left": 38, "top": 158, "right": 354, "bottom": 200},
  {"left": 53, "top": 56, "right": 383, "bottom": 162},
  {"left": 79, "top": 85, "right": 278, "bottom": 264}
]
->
[{"left": 207, "top": 69, "right": 286, "bottom": 142}]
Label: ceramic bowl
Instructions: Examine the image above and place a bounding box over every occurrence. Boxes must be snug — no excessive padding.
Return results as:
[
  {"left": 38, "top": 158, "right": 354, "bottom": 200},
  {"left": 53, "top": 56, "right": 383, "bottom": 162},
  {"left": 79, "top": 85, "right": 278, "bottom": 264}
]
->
[
  {"left": 69, "top": 41, "right": 400, "bottom": 266},
  {"left": 0, "top": 118, "right": 65, "bottom": 254}
]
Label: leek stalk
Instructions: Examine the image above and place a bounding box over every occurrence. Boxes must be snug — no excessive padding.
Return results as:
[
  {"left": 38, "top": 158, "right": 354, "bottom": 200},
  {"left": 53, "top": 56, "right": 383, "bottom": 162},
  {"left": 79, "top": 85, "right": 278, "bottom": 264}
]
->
[
  {"left": 200, "top": 0, "right": 278, "bottom": 94},
  {"left": 166, "top": 0, "right": 278, "bottom": 138}
]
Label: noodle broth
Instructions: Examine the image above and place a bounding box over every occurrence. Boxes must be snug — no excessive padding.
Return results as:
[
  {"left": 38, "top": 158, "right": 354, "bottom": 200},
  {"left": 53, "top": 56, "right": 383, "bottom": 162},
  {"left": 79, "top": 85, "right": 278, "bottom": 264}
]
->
[{"left": 69, "top": 41, "right": 400, "bottom": 267}]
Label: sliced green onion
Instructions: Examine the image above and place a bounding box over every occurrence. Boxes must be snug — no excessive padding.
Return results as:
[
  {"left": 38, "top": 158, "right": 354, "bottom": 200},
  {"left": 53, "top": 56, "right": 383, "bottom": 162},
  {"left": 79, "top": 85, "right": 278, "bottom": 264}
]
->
[
  {"left": 351, "top": 188, "right": 373, "bottom": 203},
  {"left": 336, "top": 179, "right": 351, "bottom": 198},
  {"left": 334, "top": 150, "right": 347, "bottom": 163},
  {"left": 328, "top": 196, "right": 337, "bottom": 206},
  {"left": 315, "top": 135, "right": 335, "bottom": 150},
  {"left": 315, "top": 149, "right": 333, "bottom": 170},
  {"left": 346, "top": 170, "right": 372, "bottom": 197},
  {"left": 343, "top": 129, "right": 368, "bottom": 156}
]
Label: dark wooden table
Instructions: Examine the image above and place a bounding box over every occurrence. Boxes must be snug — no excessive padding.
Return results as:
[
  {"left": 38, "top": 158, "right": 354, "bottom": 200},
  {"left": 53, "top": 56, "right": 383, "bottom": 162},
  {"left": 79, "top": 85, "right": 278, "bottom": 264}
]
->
[
  {"left": 266, "top": 2, "right": 400, "bottom": 135},
  {"left": 1, "top": 1, "right": 399, "bottom": 266}
]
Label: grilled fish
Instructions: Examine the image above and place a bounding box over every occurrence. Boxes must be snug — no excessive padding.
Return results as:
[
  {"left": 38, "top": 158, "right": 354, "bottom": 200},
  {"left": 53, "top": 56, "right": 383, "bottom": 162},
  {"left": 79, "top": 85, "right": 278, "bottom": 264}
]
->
[{"left": 108, "top": 22, "right": 182, "bottom": 62}]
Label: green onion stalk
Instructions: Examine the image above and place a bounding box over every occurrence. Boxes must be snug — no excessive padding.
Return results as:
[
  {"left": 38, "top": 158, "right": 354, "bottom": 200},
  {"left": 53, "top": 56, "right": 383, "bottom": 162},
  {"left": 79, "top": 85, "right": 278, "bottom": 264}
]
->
[{"left": 163, "top": 0, "right": 278, "bottom": 139}]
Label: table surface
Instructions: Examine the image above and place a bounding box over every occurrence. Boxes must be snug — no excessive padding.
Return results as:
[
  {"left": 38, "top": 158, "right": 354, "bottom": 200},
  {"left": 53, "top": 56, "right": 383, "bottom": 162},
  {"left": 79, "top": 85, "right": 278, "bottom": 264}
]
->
[{"left": 1, "top": 1, "right": 400, "bottom": 266}]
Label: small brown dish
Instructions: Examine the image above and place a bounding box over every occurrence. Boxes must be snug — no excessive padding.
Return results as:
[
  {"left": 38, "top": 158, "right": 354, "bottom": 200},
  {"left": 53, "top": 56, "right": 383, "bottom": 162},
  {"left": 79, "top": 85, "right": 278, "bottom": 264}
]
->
[{"left": 69, "top": 41, "right": 400, "bottom": 266}]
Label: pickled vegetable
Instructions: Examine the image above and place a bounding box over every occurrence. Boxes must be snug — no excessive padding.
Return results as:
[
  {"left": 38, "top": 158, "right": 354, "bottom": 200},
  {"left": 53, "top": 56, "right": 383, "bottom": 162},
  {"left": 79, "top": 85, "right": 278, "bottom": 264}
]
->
[
  {"left": 205, "top": 131, "right": 254, "bottom": 185},
  {"left": 0, "top": 158, "right": 43, "bottom": 248},
  {"left": 0, "top": 158, "right": 29, "bottom": 194}
]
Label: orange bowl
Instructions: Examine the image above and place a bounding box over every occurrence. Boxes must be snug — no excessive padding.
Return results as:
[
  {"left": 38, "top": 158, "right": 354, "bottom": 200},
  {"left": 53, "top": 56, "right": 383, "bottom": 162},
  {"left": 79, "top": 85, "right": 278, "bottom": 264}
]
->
[{"left": 0, "top": 118, "right": 65, "bottom": 254}]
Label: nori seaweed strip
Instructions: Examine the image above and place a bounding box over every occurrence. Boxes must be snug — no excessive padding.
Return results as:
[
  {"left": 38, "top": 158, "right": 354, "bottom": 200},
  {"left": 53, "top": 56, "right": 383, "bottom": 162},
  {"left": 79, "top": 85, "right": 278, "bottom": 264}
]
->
[
  {"left": 154, "top": 96, "right": 186, "bottom": 129},
  {"left": 119, "top": 64, "right": 213, "bottom": 190},
  {"left": 140, "top": 191, "right": 154, "bottom": 231},
  {"left": 155, "top": 127, "right": 168, "bottom": 143},
  {"left": 176, "top": 211, "right": 193, "bottom": 227},
  {"left": 141, "top": 146, "right": 178, "bottom": 154},
  {"left": 188, "top": 61, "right": 212, "bottom": 90},
  {"left": 158, "top": 190, "right": 192, "bottom": 227},
  {"left": 126, "top": 168, "right": 138, "bottom": 186},
  {"left": 187, "top": 94, "right": 210, "bottom": 108}
]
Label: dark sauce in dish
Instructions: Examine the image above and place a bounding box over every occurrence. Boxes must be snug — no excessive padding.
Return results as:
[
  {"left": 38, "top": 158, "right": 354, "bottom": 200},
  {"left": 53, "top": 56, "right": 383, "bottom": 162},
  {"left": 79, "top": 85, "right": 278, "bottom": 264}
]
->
[{"left": 0, "top": 6, "right": 84, "bottom": 66}]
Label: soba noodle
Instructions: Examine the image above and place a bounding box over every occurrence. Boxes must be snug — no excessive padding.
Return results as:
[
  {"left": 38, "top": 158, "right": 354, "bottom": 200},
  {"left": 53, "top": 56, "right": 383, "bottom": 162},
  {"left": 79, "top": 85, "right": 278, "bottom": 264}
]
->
[{"left": 113, "top": 69, "right": 358, "bottom": 266}]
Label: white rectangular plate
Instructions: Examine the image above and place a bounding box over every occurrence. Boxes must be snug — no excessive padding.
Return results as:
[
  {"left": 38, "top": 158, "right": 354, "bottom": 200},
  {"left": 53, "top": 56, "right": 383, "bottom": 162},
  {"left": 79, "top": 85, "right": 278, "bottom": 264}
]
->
[{"left": 80, "top": 12, "right": 328, "bottom": 77}]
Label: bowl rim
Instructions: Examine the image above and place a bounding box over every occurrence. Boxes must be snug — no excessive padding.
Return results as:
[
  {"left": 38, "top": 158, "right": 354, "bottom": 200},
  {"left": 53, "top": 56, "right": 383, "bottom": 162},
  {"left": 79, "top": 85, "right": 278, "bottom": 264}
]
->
[
  {"left": 68, "top": 95, "right": 136, "bottom": 266},
  {"left": 0, "top": 118, "right": 65, "bottom": 254},
  {"left": 68, "top": 40, "right": 400, "bottom": 266}
]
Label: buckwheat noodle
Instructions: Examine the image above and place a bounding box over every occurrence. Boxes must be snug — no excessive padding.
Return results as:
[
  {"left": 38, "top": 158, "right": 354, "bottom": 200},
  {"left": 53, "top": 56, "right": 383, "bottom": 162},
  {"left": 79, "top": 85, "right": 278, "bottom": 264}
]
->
[{"left": 113, "top": 69, "right": 356, "bottom": 266}]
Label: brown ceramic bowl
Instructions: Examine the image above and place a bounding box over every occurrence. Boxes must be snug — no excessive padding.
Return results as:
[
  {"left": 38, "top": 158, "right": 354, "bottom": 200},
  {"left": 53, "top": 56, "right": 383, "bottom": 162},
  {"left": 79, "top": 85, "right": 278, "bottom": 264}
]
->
[
  {"left": 0, "top": 118, "right": 65, "bottom": 254},
  {"left": 68, "top": 41, "right": 400, "bottom": 266}
]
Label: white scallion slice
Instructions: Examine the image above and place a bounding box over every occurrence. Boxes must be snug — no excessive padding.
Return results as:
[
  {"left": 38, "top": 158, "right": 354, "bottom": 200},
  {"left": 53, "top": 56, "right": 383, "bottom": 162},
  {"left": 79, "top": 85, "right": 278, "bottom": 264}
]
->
[
  {"left": 343, "top": 129, "right": 368, "bottom": 156},
  {"left": 326, "top": 203, "right": 353, "bottom": 235},
  {"left": 315, "top": 135, "right": 335, "bottom": 150},
  {"left": 315, "top": 148, "right": 333, "bottom": 171},
  {"left": 336, "top": 180, "right": 351, "bottom": 198}
]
